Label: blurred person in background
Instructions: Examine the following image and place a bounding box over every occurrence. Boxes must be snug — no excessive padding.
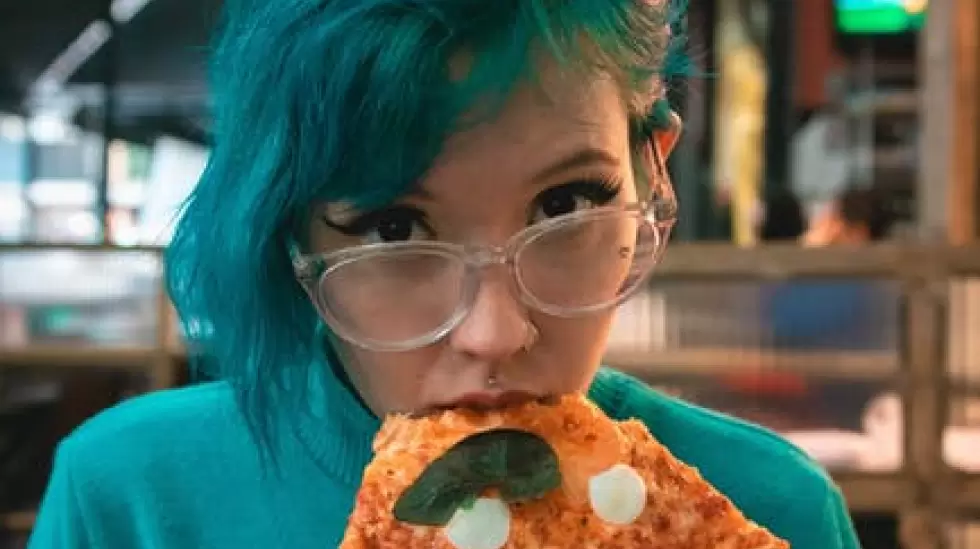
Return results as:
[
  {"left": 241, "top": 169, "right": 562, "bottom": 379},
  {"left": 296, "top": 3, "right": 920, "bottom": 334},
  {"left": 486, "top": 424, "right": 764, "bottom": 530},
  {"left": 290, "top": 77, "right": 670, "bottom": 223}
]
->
[
  {"left": 804, "top": 186, "right": 896, "bottom": 246},
  {"left": 28, "top": 1, "right": 859, "bottom": 548},
  {"left": 769, "top": 185, "right": 899, "bottom": 351},
  {"left": 760, "top": 191, "right": 807, "bottom": 242},
  {"left": 749, "top": 185, "right": 896, "bottom": 427},
  {"left": 758, "top": 186, "right": 901, "bottom": 549}
]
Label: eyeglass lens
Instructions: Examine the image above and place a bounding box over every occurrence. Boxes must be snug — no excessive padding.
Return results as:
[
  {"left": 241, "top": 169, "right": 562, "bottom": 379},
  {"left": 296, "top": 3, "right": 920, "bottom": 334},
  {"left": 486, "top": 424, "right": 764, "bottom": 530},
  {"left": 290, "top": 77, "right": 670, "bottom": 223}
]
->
[{"left": 314, "top": 210, "right": 660, "bottom": 346}]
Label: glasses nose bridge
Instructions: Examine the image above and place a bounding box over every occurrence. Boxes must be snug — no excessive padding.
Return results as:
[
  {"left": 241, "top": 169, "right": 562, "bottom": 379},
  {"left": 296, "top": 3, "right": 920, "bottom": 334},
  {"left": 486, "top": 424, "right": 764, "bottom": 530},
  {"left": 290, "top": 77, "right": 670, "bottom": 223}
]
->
[{"left": 465, "top": 243, "right": 514, "bottom": 270}]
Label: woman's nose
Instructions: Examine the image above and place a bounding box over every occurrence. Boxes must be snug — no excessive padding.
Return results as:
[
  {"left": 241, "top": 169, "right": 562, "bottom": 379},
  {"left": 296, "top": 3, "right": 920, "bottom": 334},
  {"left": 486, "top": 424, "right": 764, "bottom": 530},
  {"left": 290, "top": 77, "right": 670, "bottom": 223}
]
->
[{"left": 448, "top": 270, "right": 530, "bottom": 362}]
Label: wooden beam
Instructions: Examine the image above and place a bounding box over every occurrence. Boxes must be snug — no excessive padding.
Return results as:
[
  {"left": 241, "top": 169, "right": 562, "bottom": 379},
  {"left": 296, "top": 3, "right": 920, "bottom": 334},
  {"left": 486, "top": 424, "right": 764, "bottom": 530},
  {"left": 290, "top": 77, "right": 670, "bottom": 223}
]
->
[
  {"left": 606, "top": 348, "right": 898, "bottom": 381},
  {"left": 919, "top": 0, "right": 979, "bottom": 244},
  {"left": 949, "top": 0, "right": 979, "bottom": 244},
  {"left": 0, "top": 347, "right": 156, "bottom": 369}
]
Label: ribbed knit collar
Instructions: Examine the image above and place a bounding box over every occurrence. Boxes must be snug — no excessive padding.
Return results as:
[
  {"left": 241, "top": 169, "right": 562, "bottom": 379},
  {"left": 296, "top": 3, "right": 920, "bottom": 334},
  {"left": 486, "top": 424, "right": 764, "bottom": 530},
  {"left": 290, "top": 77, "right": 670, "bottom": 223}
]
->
[{"left": 290, "top": 355, "right": 381, "bottom": 487}]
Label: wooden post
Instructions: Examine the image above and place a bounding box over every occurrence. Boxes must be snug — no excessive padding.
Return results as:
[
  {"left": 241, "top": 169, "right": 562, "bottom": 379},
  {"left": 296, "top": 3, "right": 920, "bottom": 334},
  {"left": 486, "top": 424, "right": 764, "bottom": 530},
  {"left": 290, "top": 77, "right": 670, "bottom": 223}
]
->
[
  {"left": 149, "top": 262, "right": 176, "bottom": 391},
  {"left": 919, "top": 0, "right": 979, "bottom": 244},
  {"left": 900, "top": 259, "right": 948, "bottom": 549},
  {"left": 911, "top": 1, "right": 979, "bottom": 545},
  {"left": 948, "top": 0, "right": 978, "bottom": 244}
]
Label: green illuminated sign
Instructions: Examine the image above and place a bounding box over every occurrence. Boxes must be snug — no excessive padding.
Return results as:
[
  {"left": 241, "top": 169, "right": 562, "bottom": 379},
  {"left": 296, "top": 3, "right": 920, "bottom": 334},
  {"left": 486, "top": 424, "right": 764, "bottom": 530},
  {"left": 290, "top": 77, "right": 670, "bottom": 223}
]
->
[{"left": 836, "top": 0, "right": 928, "bottom": 34}]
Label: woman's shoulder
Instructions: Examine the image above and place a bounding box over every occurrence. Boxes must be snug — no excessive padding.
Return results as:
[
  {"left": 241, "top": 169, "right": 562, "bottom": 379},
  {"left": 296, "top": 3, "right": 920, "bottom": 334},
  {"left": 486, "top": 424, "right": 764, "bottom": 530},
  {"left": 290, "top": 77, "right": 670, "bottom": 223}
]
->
[
  {"left": 29, "top": 382, "right": 267, "bottom": 547},
  {"left": 588, "top": 367, "right": 856, "bottom": 549},
  {"left": 57, "top": 381, "right": 254, "bottom": 480},
  {"left": 588, "top": 367, "right": 822, "bottom": 473},
  {"left": 69, "top": 381, "right": 243, "bottom": 444}
]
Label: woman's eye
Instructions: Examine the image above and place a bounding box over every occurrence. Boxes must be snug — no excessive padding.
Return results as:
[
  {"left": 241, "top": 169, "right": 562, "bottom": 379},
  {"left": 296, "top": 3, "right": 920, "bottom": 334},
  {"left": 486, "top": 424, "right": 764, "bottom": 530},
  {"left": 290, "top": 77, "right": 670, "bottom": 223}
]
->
[
  {"left": 323, "top": 206, "right": 433, "bottom": 244},
  {"left": 371, "top": 213, "right": 432, "bottom": 243},
  {"left": 531, "top": 180, "right": 621, "bottom": 222}
]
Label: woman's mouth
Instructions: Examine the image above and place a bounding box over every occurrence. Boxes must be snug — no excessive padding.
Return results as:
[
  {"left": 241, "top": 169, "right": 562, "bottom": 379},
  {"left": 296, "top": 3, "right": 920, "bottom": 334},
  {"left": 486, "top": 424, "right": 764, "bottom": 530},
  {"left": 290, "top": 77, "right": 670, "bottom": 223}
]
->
[
  {"left": 407, "top": 393, "right": 562, "bottom": 418},
  {"left": 449, "top": 391, "right": 540, "bottom": 410},
  {"left": 415, "top": 392, "right": 559, "bottom": 415}
]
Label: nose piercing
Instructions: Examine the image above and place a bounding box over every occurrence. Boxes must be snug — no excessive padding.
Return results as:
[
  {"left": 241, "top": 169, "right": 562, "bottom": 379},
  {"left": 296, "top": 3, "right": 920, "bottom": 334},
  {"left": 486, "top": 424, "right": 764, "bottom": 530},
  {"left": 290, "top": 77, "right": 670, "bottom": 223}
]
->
[
  {"left": 522, "top": 321, "right": 539, "bottom": 353},
  {"left": 486, "top": 321, "right": 538, "bottom": 388}
]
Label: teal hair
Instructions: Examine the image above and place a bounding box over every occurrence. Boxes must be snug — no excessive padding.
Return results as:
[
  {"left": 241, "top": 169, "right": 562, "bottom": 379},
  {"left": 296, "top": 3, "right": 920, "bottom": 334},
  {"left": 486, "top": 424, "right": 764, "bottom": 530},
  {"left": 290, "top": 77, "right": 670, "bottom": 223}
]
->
[{"left": 166, "top": 0, "right": 689, "bottom": 444}]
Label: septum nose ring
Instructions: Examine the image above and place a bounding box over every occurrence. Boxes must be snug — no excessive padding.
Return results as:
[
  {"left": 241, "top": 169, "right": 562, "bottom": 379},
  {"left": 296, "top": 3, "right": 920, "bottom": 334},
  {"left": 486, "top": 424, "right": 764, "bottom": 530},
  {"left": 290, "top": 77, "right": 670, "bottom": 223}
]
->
[
  {"left": 487, "top": 321, "right": 539, "bottom": 388},
  {"left": 522, "top": 321, "right": 539, "bottom": 353}
]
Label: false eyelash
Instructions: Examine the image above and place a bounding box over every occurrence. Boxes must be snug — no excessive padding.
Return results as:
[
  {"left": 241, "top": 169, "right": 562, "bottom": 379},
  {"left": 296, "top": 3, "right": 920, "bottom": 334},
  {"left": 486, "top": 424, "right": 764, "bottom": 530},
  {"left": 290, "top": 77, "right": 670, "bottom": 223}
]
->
[
  {"left": 321, "top": 204, "right": 428, "bottom": 237},
  {"left": 549, "top": 177, "right": 623, "bottom": 205}
]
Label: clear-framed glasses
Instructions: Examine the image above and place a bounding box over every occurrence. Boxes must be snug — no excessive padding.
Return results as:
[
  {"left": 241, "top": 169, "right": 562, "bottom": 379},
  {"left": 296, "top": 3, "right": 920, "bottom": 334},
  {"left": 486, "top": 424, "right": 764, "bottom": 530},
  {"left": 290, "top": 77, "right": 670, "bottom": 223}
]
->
[{"left": 294, "top": 148, "right": 676, "bottom": 352}]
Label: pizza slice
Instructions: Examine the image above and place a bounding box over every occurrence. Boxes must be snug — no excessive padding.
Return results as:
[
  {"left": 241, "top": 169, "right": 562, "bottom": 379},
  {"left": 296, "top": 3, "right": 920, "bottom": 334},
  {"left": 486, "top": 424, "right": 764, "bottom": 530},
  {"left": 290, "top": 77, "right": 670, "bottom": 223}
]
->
[{"left": 340, "top": 393, "right": 790, "bottom": 549}]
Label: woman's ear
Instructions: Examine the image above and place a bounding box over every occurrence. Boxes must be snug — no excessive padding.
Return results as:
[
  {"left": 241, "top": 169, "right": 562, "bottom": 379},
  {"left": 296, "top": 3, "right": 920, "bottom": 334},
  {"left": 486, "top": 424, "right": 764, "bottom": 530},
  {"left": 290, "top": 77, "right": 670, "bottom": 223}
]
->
[{"left": 653, "top": 111, "right": 683, "bottom": 159}]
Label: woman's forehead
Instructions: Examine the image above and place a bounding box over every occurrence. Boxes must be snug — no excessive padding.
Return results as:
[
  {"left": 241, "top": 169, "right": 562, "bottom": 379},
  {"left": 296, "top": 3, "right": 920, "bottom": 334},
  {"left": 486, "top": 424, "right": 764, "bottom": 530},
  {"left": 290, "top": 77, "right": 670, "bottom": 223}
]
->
[
  {"left": 314, "top": 71, "right": 633, "bottom": 228},
  {"left": 425, "top": 76, "right": 630, "bottom": 188}
]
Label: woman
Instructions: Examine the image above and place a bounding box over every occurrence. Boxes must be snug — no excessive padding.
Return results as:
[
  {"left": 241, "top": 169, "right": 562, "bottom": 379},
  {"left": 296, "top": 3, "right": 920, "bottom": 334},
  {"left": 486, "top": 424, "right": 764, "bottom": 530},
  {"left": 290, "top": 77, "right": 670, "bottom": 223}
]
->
[{"left": 29, "top": 1, "right": 860, "bottom": 548}]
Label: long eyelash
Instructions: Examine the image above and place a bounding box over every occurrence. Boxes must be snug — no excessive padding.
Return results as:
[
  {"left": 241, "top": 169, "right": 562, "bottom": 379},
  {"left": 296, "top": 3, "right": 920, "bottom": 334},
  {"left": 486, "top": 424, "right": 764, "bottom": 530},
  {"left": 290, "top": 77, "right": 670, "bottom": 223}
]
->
[
  {"left": 560, "top": 177, "right": 623, "bottom": 205},
  {"left": 321, "top": 205, "right": 427, "bottom": 236}
]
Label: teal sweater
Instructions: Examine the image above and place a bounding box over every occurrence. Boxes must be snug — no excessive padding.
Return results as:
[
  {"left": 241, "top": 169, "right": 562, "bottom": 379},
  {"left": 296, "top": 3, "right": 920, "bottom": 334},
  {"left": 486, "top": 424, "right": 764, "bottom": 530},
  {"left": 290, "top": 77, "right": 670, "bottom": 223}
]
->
[{"left": 28, "top": 367, "right": 860, "bottom": 548}]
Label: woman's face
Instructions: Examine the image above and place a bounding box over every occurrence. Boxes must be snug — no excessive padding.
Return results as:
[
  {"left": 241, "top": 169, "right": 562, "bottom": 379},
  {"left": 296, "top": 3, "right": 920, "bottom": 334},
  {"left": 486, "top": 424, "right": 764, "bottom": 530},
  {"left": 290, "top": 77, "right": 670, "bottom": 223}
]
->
[{"left": 309, "top": 73, "right": 679, "bottom": 417}]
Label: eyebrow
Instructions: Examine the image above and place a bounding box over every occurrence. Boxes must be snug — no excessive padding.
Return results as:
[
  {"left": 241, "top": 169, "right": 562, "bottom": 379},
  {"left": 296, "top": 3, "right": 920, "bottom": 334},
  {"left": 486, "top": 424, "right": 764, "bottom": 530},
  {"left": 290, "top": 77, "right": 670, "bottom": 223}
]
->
[
  {"left": 323, "top": 147, "right": 620, "bottom": 226},
  {"left": 532, "top": 147, "right": 621, "bottom": 183},
  {"left": 321, "top": 184, "right": 433, "bottom": 224}
]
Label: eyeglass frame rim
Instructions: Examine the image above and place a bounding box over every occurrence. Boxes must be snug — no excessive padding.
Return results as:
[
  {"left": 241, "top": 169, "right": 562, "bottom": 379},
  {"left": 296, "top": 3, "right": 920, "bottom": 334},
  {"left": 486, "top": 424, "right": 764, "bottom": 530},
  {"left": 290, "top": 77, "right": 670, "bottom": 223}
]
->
[
  {"left": 293, "top": 202, "right": 674, "bottom": 351},
  {"left": 298, "top": 198, "right": 670, "bottom": 269}
]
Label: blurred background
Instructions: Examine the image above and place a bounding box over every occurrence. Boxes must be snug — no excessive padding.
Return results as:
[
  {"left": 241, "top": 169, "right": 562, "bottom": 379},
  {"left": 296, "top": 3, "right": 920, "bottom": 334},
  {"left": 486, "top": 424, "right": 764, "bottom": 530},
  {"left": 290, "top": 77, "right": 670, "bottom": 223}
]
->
[{"left": 0, "top": 0, "right": 978, "bottom": 548}]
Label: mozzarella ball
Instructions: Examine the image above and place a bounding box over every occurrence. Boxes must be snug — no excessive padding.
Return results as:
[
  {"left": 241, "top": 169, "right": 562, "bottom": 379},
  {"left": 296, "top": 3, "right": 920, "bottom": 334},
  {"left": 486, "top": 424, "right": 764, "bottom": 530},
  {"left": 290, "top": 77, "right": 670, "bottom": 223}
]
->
[
  {"left": 588, "top": 463, "right": 647, "bottom": 525},
  {"left": 444, "top": 497, "right": 511, "bottom": 549}
]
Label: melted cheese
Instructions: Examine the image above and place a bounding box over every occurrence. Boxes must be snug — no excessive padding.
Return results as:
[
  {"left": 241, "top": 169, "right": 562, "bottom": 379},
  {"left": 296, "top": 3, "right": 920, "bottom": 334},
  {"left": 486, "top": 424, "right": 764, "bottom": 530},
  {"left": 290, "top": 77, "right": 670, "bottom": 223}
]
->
[
  {"left": 588, "top": 463, "right": 647, "bottom": 525},
  {"left": 444, "top": 497, "right": 511, "bottom": 549}
]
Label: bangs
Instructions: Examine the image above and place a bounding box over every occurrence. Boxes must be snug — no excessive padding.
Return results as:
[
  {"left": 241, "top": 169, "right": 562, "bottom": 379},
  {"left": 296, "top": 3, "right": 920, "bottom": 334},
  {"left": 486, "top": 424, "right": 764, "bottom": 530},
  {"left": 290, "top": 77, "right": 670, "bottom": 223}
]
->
[{"left": 281, "top": 0, "right": 683, "bottom": 211}]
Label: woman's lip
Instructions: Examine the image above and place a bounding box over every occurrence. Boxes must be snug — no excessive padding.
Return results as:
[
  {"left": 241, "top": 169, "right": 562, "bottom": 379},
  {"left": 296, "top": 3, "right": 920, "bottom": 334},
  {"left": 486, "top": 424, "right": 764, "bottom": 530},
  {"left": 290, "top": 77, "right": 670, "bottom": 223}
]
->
[
  {"left": 409, "top": 393, "right": 560, "bottom": 418},
  {"left": 453, "top": 391, "right": 537, "bottom": 409},
  {"left": 435, "top": 391, "right": 547, "bottom": 412}
]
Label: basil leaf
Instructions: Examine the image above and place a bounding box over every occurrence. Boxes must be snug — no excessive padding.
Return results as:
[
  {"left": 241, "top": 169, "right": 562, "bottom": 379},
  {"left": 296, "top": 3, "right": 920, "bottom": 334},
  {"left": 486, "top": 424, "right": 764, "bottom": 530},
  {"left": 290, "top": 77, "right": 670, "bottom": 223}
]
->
[
  {"left": 499, "top": 431, "right": 561, "bottom": 502},
  {"left": 393, "top": 475, "right": 479, "bottom": 526},
  {"left": 452, "top": 430, "right": 510, "bottom": 483},
  {"left": 393, "top": 428, "right": 561, "bottom": 526}
]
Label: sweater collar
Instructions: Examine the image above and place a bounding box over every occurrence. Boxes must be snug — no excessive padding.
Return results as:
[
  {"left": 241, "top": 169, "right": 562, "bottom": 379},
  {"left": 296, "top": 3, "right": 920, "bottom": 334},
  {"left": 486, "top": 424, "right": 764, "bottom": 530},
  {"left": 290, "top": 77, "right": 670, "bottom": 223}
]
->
[{"left": 289, "top": 354, "right": 380, "bottom": 487}]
